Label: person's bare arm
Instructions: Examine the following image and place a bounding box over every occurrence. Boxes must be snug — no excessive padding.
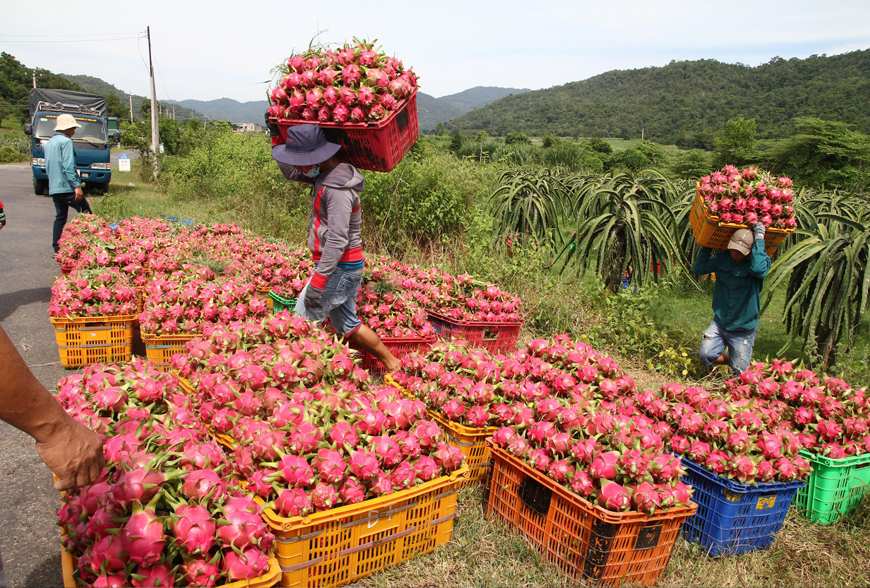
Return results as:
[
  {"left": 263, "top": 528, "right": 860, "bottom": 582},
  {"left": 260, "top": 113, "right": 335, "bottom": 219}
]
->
[{"left": 0, "top": 325, "right": 104, "bottom": 490}]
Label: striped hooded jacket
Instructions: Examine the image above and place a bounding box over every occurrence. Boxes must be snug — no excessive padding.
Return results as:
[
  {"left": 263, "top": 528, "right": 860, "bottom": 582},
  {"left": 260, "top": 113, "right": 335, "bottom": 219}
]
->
[{"left": 278, "top": 162, "right": 364, "bottom": 289}]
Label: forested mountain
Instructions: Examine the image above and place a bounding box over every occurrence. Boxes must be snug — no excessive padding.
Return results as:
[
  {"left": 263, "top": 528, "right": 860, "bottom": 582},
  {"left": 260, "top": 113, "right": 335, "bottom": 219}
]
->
[
  {"left": 164, "top": 97, "right": 267, "bottom": 125},
  {"left": 418, "top": 86, "right": 531, "bottom": 130},
  {"left": 0, "top": 52, "right": 84, "bottom": 122},
  {"left": 442, "top": 50, "right": 870, "bottom": 146},
  {"left": 62, "top": 74, "right": 204, "bottom": 123}
]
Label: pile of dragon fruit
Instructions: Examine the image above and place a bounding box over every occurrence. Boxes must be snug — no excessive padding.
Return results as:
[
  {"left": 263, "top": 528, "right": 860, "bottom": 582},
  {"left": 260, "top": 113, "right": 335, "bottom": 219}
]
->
[
  {"left": 393, "top": 336, "right": 693, "bottom": 514},
  {"left": 268, "top": 38, "right": 418, "bottom": 125},
  {"left": 171, "top": 313, "right": 465, "bottom": 516},
  {"left": 725, "top": 360, "right": 870, "bottom": 459},
  {"left": 139, "top": 269, "right": 271, "bottom": 336},
  {"left": 56, "top": 360, "right": 275, "bottom": 587},
  {"left": 354, "top": 267, "right": 438, "bottom": 339},
  {"left": 697, "top": 165, "right": 797, "bottom": 229},
  {"left": 49, "top": 267, "right": 139, "bottom": 319},
  {"left": 634, "top": 383, "right": 813, "bottom": 485},
  {"left": 370, "top": 258, "right": 522, "bottom": 323}
]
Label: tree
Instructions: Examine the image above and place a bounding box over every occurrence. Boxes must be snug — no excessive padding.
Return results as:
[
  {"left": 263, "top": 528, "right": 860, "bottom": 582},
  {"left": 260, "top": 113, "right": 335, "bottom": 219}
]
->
[
  {"left": 105, "top": 93, "right": 129, "bottom": 121},
  {"left": 504, "top": 132, "right": 531, "bottom": 145},
  {"left": 586, "top": 137, "right": 613, "bottom": 155},
  {"left": 714, "top": 117, "right": 757, "bottom": 167},
  {"left": 764, "top": 117, "right": 870, "bottom": 191}
]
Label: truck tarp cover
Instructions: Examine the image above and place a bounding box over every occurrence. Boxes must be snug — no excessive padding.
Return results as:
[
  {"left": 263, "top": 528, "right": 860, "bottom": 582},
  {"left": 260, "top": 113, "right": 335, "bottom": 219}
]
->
[{"left": 30, "top": 88, "right": 108, "bottom": 118}]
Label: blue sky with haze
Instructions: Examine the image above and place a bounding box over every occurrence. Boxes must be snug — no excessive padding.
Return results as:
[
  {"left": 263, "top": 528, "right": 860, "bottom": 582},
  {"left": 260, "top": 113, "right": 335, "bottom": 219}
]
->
[{"left": 2, "top": 0, "right": 868, "bottom": 103}]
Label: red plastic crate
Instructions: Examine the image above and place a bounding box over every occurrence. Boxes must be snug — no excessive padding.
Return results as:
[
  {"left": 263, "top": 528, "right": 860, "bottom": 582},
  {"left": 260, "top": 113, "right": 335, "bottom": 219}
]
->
[
  {"left": 427, "top": 311, "right": 522, "bottom": 355},
  {"left": 350, "top": 334, "right": 435, "bottom": 375},
  {"left": 272, "top": 91, "right": 419, "bottom": 173}
]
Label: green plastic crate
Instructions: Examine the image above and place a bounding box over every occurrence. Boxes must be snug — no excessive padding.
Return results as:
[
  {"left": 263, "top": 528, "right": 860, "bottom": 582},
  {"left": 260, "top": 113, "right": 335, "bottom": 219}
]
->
[
  {"left": 269, "top": 290, "right": 297, "bottom": 314},
  {"left": 794, "top": 450, "right": 870, "bottom": 525}
]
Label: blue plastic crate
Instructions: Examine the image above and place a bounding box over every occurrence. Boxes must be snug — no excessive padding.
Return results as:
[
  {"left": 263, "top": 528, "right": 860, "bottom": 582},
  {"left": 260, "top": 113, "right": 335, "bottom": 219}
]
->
[{"left": 680, "top": 456, "right": 804, "bottom": 556}]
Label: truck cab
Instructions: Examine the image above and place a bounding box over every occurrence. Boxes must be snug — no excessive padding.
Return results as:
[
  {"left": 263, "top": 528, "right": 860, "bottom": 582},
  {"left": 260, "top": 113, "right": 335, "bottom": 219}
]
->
[{"left": 24, "top": 89, "right": 120, "bottom": 195}]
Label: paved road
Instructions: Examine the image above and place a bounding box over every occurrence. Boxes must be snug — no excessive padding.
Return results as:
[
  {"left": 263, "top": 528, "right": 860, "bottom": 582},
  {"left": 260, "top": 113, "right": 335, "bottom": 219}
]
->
[{"left": 0, "top": 162, "right": 83, "bottom": 587}]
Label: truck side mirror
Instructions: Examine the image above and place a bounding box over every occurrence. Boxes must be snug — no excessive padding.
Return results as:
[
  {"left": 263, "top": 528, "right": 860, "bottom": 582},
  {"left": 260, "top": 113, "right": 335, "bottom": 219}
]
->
[{"left": 23, "top": 123, "right": 32, "bottom": 136}]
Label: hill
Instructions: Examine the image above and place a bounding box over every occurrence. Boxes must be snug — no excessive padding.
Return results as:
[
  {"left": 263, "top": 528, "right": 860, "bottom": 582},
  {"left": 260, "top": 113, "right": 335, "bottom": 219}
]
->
[
  {"left": 418, "top": 86, "right": 532, "bottom": 130},
  {"left": 164, "top": 97, "right": 268, "bottom": 125},
  {"left": 161, "top": 86, "right": 531, "bottom": 128},
  {"left": 442, "top": 50, "right": 870, "bottom": 147},
  {"left": 61, "top": 74, "right": 204, "bottom": 123}
]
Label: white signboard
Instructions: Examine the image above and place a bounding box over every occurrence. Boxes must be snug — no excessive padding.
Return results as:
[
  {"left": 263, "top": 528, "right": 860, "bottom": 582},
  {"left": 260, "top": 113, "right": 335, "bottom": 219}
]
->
[{"left": 118, "top": 154, "right": 131, "bottom": 172}]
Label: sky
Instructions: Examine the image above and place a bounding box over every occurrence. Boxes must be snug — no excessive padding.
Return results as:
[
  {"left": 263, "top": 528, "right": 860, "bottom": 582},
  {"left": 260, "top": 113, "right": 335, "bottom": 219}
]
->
[{"left": 2, "top": 0, "right": 869, "bottom": 104}]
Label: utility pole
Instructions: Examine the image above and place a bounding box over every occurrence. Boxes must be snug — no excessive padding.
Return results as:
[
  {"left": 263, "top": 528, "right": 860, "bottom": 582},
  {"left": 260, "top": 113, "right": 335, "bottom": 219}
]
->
[
  {"left": 129, "top": 94, "right": 133, "bottom": 123},
  {"left": 32, "top": 70, "right": 37, "bottom": 89},
  {"left": 147, "top": 26, "right": 161, "bottom": 177}
]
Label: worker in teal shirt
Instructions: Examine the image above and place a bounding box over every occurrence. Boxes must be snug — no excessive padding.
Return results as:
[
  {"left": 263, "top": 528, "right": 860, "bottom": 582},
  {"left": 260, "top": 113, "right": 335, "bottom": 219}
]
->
[
  {"left": 693, "top": 222, "right": 771, "bottom": 375},
  {"left": 44, "top": 114, "right": 92, "bottom": 254}
]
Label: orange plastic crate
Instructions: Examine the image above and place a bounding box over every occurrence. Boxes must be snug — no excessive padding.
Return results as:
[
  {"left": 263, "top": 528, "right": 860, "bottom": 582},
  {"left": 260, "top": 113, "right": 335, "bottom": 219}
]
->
[
  {"left": 427, "top": 311, "right": 522, "bottom": 355},
  {"left": 386, "top": 374, "right": 495, "bottom": 487},
  {"left": 349, "top": 335, "right": 435, "bottom": 375},
  {"left": 689, "top": 191, "right": 792, "bottom": 256},
  {"left": 60, "top": 544, "right": 281, "bottom": 588},
  {"left": 50, "top": 315, "right": 137, "bottom": 368},
  {"left": 141, "top": 332, "right": 198, "bottom": 371},
  {"left": 261, "top": 465, "right": 468, "bottom": 588},
  {"left": 272, "top": 91, "right": 419, "bottom": 173},
  {"left": 485, "top": 443, "right": 696, "bottom": 587}
]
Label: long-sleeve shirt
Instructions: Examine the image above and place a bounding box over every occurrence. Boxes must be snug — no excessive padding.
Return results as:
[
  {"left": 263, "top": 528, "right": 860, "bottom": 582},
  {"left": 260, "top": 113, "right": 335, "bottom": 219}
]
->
[
  {"left": 277, "top": 162, "right": 364, "bottom": 289},
  {"left": 693, "top": 240, "right": 771, "bottom": 331},
  {"left": 44, "top": 132, "right": 81, "bottom": 195}
]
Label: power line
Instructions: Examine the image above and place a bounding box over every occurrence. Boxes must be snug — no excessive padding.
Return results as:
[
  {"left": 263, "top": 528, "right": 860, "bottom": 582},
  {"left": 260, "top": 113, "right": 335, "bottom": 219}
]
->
[
  {"left": 0, "top": 32, "right": 142, "bottom": 38},
  {"left": 0, "top": 36, "right": 142, "bottom": 44}
]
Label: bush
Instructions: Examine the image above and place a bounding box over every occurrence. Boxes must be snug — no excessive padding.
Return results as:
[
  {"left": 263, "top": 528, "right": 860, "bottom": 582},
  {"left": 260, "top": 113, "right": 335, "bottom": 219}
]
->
[
  {"left": 160, "top": 129, "right": 309, "bottom": 240},
  {"left": 0, "top": 145, "right": 27, "bottom": 163},
  {"left": 361, "top": 146, "right": 494, "bottom": 248},
  {"left": 505, "top": 132, "right": 531, "bottom": 145}
]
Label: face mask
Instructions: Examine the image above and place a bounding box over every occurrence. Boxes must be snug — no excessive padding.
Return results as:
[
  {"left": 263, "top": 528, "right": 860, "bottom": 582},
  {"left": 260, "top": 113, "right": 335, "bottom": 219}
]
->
[{"left": 302, "top": 165, "right": 320, "bottom": 179}]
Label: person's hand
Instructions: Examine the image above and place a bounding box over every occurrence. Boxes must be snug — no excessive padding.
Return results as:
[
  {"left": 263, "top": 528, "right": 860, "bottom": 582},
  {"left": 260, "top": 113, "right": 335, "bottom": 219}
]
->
[
  {"left": 36, "top": 415, "right": 105, "bottom": 491},
  {"left": 305, "top": 285, "right": 324, "bottom": 313},
  {"left": 753, "top": 221, "right": 766, "bottom": 241},
  {"left": 74, "top": 187, "right": 84, "bottom": 202}
]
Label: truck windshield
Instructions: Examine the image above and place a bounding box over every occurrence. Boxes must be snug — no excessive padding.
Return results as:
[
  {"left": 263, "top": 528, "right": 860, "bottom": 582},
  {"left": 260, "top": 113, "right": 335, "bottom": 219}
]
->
[{"left": 34, "top": 114, "right": 107, "bottom": 145}]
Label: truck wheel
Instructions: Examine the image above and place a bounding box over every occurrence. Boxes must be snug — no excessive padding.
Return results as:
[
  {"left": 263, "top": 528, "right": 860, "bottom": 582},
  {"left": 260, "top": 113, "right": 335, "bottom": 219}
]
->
[{"left": 33, "top": 178, "right": 48, "bottom": 196}]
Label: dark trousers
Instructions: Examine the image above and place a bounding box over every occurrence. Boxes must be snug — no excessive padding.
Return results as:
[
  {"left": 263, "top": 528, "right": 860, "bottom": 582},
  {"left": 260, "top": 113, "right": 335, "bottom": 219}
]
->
[{"left": 52, "top": 192, "right": 92, "bottom": 253}]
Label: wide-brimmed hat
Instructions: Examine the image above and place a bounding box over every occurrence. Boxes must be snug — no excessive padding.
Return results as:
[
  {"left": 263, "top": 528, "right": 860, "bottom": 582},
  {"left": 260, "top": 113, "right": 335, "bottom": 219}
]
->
[
  {"left": 55, "top": 114, "right": 81, "bottom": 131},
  {"left": 271, "top": 124, "right": 341, "bottom": 166},
  {"left": 728, "top": 228, "right": 754, "bottom": 256}
]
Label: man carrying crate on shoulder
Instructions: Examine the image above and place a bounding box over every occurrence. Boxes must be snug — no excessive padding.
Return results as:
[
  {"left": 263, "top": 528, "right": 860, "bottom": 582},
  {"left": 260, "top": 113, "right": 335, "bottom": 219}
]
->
[
  {"left": 271, "top": 123, "right": 400, "bottom": 373},
  {"left": 693, "top": 222, "right": 771, "bottom": 375}
]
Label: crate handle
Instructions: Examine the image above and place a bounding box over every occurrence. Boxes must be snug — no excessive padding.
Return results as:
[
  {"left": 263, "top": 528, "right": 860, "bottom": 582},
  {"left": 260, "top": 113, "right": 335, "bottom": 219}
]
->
[
  {"left": 519, "top": 476, "right": 552, "bottom": 516},
  {"left": 482, "top": 326, "right": 501, "bottom": 341},
  {"left": 634, "top": 522, "right": 663, "bottom": 550}
]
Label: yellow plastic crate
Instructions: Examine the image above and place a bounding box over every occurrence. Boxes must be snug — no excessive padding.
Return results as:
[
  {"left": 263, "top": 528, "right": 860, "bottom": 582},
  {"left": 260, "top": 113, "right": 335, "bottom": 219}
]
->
[
  {"left": 386, "top": 374, "right": 494, "bottom": 487},
  {"left": 689, "top": 191, "right": 791, "bottom": 256},
  {"left": 50, "top": 315, "right": 137, "bottom": 368},
  {"left": 61, "top": 546, "right": 281, "bottom": 587},
  {"left": 142, "top": 332, "right": 198, "bottom": 371},
  {"left": 262, "top": 465, "right": 468, "bottom": 588}
]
